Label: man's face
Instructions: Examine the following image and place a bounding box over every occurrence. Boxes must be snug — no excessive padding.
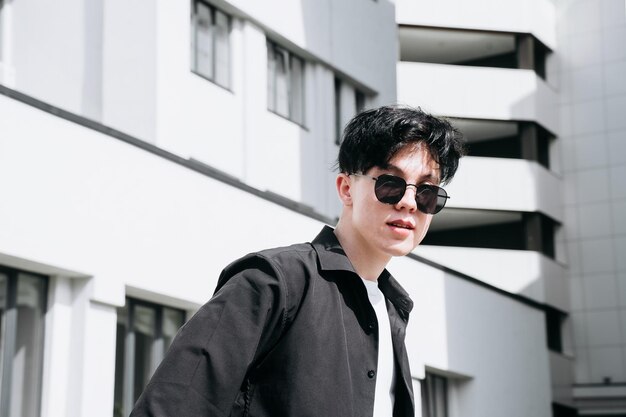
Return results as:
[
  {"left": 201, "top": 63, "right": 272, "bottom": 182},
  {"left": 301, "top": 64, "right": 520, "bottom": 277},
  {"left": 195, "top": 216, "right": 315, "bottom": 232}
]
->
[{"left": 344, "top": 144, "right": 441, "bottom": 261}]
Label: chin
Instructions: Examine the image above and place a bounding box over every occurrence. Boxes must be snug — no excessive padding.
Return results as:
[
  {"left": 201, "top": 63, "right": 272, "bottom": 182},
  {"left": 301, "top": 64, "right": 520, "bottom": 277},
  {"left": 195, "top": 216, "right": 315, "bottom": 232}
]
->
[
  {"left": 391, "top": 235, "right": 425, "bottom": 256},
  {"left": 386, "top": 242, "right": 416, "bottom": 257}
]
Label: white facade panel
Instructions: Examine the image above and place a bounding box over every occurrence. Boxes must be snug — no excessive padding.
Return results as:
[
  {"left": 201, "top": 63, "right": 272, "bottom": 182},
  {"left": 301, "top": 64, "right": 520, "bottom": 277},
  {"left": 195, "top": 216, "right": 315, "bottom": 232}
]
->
[
  {"left": 0, "top": 94, "right": 323, "bottom": 306},
  {"left": 3, "top": 0, "right": 398, "bottom": 221},
  {"left": 11, "top": 0, "right": 86, "bottom": 113},
  {"left": 389, "top": 255, "right": 553, "bottom": 417},
  {"left": 446, "top": 156, "right": 563, "bottom": 221},
  {"left": 397, "top": 62, "right": 559, "bottom": 134},
  {"left": 412, "top": 245, "right": 568, "bottom": 310},
  {"left": 396, "top": 0, "right": 556, "bottom": 49},
  {"left": 102, "top": 0, "right": 156, "bottom": 142}
]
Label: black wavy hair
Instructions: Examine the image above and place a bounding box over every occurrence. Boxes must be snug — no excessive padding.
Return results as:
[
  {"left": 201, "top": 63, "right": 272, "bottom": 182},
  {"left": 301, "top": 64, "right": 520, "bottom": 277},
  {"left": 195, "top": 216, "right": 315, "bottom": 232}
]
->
[{"left": 337, "top": 105, "right": 465, "bottom": 184}]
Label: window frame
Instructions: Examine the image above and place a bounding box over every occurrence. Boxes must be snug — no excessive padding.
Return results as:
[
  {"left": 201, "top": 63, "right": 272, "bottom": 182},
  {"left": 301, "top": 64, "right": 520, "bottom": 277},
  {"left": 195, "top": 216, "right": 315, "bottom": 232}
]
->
[
  {"left": 113, "top": 297, "right": 186, "bottom": 417},
  {"left": 0, "top": 266, "right": 48, "bottom": 417},
  {"left": 267, "top": 39, "right": 306, "bottom": 127},
  {"left": 190, "top": 0, "right": 232, "bottom": 90}
]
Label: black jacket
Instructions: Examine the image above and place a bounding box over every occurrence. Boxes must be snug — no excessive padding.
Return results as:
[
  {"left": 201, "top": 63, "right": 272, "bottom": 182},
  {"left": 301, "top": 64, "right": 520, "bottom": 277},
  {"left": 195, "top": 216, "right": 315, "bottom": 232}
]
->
[{"left": 130, "top": 226, "right": 415, "bottom": 417}]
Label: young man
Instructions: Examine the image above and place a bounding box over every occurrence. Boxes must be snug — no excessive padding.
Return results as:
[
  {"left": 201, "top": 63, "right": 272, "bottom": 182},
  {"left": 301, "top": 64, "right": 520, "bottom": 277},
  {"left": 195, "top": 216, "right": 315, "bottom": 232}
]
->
[{"left": 130, "top": 105, "right": 464, "bottom": 417}]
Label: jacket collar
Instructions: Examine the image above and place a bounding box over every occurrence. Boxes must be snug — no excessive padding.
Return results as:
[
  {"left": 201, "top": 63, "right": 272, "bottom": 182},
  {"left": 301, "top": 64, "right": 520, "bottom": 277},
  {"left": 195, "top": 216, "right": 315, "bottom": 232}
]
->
[
  {"left": 311, "top": 226, "right": 414, "bottom": 317},
  {"left": 311, "top": 226, "right": 356, "bottom": 273}
]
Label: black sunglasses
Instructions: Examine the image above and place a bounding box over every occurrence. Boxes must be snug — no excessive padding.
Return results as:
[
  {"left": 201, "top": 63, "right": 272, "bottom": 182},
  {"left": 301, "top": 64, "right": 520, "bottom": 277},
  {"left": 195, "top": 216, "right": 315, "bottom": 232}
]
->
[{"left": 352, "top": 174, "right": 450, "bottom": 214}]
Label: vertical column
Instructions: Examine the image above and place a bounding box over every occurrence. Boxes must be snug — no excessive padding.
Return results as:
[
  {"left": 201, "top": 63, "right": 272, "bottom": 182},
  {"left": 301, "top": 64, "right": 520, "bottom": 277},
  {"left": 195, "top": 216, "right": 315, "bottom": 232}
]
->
[
  {"left": 0, "top": 274, "right": 18, "bottom": 417},
  {"left": 241, "top": 21, "right": 270, "bottom": 190},
  {"left": 61, "top": 277, "right": 121, "bottom": 417},
  {"left": 40, "top": 277, "right": 74, "bottom": 417},
  {"left": 520, "top": 122, "right": 540, "bottom": 162},
  {"left": 521, "top": 122, "right": 552, "bottom": 169},
  {"left": 516, "top": 34, "right": 536, "bottom": 71},
  {"left": 523, "top": 211, "right": 544, "bottom": 254},
  {"left": 78, "top": 300, "right": 119, "bottom": 417},
  {"left": 523, "top": 212, "right": 556, "bottom": 258}
]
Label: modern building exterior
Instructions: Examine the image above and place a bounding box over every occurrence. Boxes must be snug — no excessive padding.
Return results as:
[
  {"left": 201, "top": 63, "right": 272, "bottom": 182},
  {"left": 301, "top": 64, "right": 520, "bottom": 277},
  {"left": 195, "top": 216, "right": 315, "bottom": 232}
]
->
[
  {"left": 396, "top": 0, "right": 626, "bottom": 415},
  {"left": 0, "top": 0, "right": 623, "bottom": 417}
]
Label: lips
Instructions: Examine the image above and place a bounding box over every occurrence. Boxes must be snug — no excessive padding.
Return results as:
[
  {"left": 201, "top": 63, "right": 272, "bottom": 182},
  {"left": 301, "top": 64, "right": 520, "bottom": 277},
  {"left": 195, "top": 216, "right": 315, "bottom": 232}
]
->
[{"left": 387, "top": 220, "right": 415, "bottom": 230}]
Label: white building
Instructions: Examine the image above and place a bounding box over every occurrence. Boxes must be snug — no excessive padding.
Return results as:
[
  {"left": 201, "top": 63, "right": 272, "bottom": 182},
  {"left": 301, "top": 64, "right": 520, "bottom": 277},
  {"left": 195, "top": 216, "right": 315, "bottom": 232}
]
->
[
  {"left": 0, "top": 0, "right": 623, "bottom": 416},
  {"left": 396, "top": 0, "right": 626, "bottom": 415}
]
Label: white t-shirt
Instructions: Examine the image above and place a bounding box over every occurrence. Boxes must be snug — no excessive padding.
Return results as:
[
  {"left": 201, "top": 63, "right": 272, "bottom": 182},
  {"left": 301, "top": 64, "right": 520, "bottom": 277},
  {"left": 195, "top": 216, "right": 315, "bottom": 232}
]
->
[{"left": 361, "top": 278, "right": 396, "bottom": 417}]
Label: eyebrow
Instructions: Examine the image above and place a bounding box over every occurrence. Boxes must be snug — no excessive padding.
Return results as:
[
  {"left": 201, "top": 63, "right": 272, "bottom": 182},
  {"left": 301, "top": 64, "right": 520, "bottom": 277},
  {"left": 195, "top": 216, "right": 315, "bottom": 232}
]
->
[{"left": 383, "top": 163, "right": 440, "bottom": 183}]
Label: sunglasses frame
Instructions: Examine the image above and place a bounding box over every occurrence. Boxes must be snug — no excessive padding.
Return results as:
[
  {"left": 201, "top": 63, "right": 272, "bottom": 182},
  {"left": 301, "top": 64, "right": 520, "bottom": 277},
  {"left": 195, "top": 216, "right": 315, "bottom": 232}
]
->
[{"left": 351, "top": 173, "right": 450, "bottom": 214}]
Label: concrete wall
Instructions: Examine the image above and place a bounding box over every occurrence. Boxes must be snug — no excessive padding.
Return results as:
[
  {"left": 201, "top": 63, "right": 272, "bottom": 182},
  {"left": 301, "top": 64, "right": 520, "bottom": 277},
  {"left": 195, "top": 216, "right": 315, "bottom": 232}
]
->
[{"left": 555, "top": 0, "right": 626, "bottom": 411}]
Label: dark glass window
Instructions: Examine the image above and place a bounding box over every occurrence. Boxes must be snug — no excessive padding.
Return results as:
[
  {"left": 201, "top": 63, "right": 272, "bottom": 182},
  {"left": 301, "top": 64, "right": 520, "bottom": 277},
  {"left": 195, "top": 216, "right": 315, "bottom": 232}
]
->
[
  {"left": 191, "top": 0, "right": 231, "bottom": 88},
  {"left": 334, "top": 77, "right": 342, "bottom": 145},
  {"left": 113, "top": 298, "right": 186, "bottom": 417},
  {"left": 0, "top": 267, "right": 47, "bottom": 417},
  {"left": 546, "top": 307, "right": 565, "bottom": 353},
  {"left": 267, "top": 40, "right": 306, "bottom": 126},
  {"left": 421, "top": 372, "right": 448, "bottom": 417}
]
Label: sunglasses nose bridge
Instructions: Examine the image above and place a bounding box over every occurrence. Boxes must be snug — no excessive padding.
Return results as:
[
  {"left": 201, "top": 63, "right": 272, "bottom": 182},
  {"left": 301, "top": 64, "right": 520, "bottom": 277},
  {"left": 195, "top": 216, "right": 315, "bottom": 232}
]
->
[
  {"left": 394, "top": 183, "right": 419, "bottom": 210},
  {"left": 404, "top": 183, "right": 421, "bottom": 200}
]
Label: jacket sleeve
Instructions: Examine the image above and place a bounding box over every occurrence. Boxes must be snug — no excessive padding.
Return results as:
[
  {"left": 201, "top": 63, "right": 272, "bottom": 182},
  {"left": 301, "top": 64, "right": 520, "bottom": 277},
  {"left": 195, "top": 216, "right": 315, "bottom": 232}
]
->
[{"left": 130, "top": 254, "right": 289, "bottom": 417}]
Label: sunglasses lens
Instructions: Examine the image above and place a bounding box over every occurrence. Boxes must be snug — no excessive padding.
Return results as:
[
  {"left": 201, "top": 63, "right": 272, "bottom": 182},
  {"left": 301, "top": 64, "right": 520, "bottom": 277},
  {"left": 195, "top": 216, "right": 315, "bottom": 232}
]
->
[
  {"left": 374, "top": 175, "right": 406, "bottom": 204},
  {"left": 416, "top": 185, "right": 448, "bottom": 214}
]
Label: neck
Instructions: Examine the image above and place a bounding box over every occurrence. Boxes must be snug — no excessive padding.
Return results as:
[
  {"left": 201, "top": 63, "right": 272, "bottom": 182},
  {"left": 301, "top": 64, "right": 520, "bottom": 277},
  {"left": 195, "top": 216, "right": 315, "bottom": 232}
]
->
[{"left": 334, "top": 219, "right": 391, "bottom": 281}]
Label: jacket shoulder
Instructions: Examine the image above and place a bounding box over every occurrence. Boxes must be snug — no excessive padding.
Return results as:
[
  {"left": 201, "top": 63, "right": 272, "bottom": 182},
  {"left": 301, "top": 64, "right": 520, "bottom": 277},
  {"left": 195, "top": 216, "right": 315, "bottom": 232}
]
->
[
  {"left": 218, "top": 242, "right": 316, "bottom": 318},
  {"left": 219, "top": 242, "right": 314, "bottom": 277}
]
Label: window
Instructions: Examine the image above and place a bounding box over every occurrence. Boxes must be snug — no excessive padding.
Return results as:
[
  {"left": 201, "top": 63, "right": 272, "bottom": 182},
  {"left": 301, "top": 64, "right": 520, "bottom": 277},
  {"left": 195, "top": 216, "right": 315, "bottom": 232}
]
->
[
  {"left": 421, "top": 372, "right": 448, "bottom": 417},
  {"left": 113, "top": 298, "right": 186, "bottom": 417},
  {"left": 0, "top": 267, "right": 47, "bottom": 417},
  {"left": 546, "top": 306, "right": 565, "bottom": 353},
  {"left": 267, "top": 40, "right": 305, "bottom": 126},
  {"left": 191, "top": 0, "right": 231, "bottom": 88},
  {"left": 334, "top": 77, "right": 367, "bottom": 145}
]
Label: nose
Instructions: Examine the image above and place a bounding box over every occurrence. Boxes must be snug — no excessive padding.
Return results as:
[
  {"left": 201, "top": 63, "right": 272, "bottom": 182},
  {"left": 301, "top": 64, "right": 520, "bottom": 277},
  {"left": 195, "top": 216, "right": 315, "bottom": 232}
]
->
[{"left": 394, "top": 184, "right": 418, "bottom": 212}]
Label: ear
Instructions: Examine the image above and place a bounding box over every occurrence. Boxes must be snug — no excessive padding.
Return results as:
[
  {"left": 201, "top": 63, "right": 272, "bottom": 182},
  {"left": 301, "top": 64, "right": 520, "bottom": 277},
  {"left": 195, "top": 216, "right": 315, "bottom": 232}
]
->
[{"left": 336, "top": 173, "right": 353, "bottom": 206}]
